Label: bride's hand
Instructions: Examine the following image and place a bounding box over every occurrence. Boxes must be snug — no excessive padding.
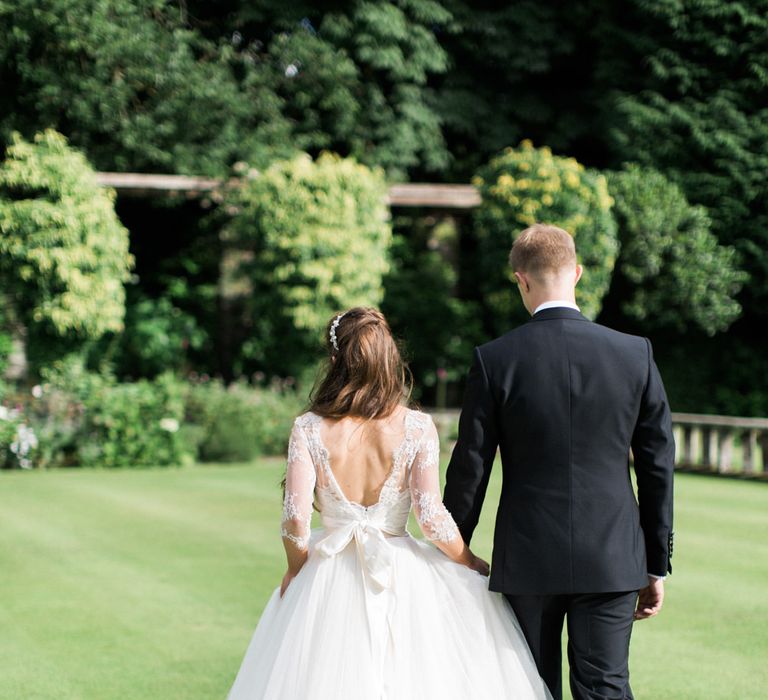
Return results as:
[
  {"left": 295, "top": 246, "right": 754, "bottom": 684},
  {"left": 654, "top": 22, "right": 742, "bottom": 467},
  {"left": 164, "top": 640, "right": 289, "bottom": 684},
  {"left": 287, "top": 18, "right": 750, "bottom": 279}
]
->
[
  {"left": 280, "top": 570, "right": 295, "bottom": 598},
  {"left": 467, "top": 552, "right": 490, "bottom": 576}
]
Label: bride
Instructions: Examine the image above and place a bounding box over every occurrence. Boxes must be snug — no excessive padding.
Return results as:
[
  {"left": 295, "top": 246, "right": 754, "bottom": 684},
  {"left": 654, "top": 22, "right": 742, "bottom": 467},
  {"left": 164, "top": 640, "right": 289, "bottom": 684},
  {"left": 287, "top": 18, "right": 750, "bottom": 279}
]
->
[{"left": 227, "top": 307, "right": 551, "bottom": 699}]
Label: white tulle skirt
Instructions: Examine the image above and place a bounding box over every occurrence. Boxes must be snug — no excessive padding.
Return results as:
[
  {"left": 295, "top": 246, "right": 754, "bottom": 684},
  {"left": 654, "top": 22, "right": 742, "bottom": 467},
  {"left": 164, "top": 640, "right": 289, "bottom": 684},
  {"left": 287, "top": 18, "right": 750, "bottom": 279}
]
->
[{"left": 227, "top": 530, "right": 551, "bottom": 700}]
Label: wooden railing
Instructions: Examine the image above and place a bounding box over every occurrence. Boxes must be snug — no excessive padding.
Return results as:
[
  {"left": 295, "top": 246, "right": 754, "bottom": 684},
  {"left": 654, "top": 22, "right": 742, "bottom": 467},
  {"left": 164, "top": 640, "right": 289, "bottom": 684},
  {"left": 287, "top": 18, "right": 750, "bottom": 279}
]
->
[{"left": 428, "top": 410, "right": 768, "bottom": 479}]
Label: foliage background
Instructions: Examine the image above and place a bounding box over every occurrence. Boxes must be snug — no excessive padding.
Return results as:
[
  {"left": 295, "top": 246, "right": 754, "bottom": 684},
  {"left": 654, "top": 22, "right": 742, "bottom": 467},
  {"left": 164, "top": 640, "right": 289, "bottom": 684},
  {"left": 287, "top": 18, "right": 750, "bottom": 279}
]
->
[{"left": 1, "top": 0, "right": 766, "bottom": 419}]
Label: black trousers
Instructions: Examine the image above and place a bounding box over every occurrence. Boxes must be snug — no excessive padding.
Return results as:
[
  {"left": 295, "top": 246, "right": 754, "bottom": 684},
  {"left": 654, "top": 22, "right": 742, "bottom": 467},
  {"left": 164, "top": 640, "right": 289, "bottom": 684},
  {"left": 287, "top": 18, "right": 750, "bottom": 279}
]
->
[{"left": 505, "top": 591, "right": 638, "bottom": 700}]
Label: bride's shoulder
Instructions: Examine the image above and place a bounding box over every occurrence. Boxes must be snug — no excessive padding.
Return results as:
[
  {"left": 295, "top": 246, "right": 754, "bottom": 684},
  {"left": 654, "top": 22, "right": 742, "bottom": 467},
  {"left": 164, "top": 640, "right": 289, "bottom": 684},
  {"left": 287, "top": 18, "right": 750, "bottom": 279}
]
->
[
  {"left": 402, "top": 407, "right": 435, "bottom": 432},
  {"left": 293, "top": 411, "right": 322, "bottom": 430}
]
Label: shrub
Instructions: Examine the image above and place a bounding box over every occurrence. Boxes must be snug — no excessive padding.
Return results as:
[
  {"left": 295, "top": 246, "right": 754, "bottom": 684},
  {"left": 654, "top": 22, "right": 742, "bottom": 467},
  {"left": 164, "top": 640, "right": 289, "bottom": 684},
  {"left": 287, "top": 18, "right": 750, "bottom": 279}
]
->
[
  {"left": 76, "top": 372, "right": 193, "bottom": 468},
  {"left": 0, "top": 130, "right": 133, "bottom": 372},
  {"left": 184, "top": 379, "right": 303, "bottom": 463},
  {"left": 220, "top": 152, "right": 392, "bottom": 378},
  {"left": 2, "top": 357, "right": 100, "bottom": 468},
  {"left": 5, "top": 357, "right": 302, "bottom": 468},
  {"left": 606, "top": 165, "right": 746, "bottom": 335},
  {"left": 20, "top": 385, "right": 85, "bottom": 468},
  {"left": 657, "top": 333, "right": 768, "bottom": 417},
  {"left": 472, "top": 141, "right": 618, "bottom": 332},
  {"left": 114, "top": 294, "right": 207, "bottom": 378},
  {"left": 0, "top": 304, "right": 12, "bottom": 394},
  {"left": 16, "top": 360, "right": 194, "bottom": 468}
]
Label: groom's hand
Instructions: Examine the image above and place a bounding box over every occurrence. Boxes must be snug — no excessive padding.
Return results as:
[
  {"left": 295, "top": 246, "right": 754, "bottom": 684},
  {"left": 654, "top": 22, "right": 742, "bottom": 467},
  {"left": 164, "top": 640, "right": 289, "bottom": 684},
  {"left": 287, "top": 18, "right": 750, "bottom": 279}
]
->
[{"left": 634, "top": 577, "right": 664, "bottom": 620}]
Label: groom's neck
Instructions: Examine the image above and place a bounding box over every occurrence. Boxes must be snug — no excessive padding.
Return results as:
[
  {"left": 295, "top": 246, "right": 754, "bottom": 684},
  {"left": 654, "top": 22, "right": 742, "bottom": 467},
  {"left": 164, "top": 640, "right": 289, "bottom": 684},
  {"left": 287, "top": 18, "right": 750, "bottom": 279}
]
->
[{"left": 526, "top": 288, "right": 577, "bottom": 315}]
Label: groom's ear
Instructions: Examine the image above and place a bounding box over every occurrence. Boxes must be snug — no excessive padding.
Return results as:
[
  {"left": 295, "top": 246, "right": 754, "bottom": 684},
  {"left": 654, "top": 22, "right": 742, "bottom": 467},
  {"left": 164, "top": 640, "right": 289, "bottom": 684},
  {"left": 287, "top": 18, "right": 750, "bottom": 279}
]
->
[
  {"left": 514, "top": 271, "right": 529, "bottom": 293},
  {"left": 574, "top": 264, "right": 583, "bottom": 286}
]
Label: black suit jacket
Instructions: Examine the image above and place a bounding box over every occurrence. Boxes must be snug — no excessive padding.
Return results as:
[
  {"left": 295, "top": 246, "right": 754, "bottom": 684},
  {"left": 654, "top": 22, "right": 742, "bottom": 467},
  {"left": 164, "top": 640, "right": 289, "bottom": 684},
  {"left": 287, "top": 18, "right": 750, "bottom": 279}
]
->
[{"left": 443, "top": 307, "right": 675, "bottom": 595}]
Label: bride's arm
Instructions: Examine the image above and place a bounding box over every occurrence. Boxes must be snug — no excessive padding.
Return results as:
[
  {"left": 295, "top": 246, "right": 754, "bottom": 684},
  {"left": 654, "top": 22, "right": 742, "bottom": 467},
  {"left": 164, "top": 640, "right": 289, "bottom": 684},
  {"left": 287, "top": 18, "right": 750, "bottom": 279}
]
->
[
  {"left": 410, "top": 418, "right": 489, "bottom": 575},
  {"left": 280, "top": 418, "right": 316, "bottom": 594}
]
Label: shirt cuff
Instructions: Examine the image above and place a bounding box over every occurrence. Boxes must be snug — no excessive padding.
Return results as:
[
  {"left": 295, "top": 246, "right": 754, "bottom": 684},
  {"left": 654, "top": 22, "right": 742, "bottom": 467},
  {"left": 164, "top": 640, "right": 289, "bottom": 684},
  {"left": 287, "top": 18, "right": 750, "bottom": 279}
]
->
[{"left": 648, "top": 573, "right": 667, "bottom": 580}]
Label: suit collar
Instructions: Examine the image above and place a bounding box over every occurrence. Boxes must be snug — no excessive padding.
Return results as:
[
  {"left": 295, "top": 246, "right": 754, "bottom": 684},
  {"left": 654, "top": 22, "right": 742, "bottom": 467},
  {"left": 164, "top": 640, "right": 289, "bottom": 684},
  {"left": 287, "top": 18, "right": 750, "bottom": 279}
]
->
[
  {"left": 529, "top": 307, "right": 590, "bottom": 323},
  {"left": 532, "top": 300, "right": 580, "bottom": 314}
]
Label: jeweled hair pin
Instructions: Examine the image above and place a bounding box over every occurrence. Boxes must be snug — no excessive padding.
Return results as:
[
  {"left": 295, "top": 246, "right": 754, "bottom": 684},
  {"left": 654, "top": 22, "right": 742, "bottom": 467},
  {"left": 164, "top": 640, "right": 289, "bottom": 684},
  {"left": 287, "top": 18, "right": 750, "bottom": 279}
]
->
[{"left": 329, "top": 313, "right": 345, "bottom": 351}]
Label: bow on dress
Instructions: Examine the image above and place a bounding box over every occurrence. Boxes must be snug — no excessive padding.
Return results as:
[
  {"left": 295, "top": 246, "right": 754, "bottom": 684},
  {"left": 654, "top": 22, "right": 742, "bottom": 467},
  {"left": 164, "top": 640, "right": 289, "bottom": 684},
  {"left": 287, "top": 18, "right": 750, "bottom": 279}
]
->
[{"left": 315, "top": 511, "right": 406, "bottom": 592}]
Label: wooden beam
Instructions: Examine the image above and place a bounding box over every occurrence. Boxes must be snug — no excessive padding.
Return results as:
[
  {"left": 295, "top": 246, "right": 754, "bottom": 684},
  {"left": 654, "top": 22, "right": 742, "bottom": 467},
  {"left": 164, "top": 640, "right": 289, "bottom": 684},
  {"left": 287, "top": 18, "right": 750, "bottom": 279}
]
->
[
  {"left": 95, "top": 172, "right": 223, "bottom": 197},
  {"left": 95, "top": 172, "right": 482, "bottom": 208},
  {"left": 386, "top": 183, "right": 481, "bottom": 208}
]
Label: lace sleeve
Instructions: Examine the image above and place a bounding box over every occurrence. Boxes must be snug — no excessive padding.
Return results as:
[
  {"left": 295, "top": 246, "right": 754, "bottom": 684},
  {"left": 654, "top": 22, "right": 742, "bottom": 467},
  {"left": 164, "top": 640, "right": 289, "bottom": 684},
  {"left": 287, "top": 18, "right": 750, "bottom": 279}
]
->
[
  {"left": 281, "top": 418, "right": 316, "bottom": 550},
  {"left": 409, "top": 418, "right": 459, "bottom": 544}
]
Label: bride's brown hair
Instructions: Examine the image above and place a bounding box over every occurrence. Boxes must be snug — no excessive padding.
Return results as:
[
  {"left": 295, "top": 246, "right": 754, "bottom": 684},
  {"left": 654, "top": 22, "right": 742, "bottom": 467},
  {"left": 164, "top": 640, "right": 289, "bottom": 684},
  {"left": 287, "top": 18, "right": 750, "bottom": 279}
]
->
[{"left": 308, "top": 307, "right": 412, "bottom": 419}]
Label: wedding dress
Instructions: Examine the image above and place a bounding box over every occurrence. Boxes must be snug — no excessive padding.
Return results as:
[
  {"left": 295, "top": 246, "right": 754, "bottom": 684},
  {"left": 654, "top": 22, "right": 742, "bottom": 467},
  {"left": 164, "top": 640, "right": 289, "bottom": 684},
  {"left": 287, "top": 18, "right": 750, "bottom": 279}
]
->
[{"left": 227, "top": 408, "right": 551, "bottom": 700}]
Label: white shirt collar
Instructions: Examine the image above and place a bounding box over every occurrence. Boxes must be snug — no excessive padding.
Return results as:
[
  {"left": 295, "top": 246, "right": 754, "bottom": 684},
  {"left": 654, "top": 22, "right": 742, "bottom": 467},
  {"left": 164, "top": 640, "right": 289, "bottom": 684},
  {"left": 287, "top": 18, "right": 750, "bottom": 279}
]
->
[{"left": 532, "top": 300, "right": 580, "bottom": 316}]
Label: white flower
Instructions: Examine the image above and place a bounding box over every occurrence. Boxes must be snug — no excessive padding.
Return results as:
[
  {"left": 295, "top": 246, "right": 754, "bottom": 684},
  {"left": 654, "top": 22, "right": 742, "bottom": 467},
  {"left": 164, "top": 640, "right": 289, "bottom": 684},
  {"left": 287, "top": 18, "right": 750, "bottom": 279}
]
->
[
  {"left": 24, "top": 425, "right": 38, "bottom": 449},
  {"left": 11, "top": 424, "right": 37, "bottom": 469},
  {"left": 159, "top": 417, "right": 180, "bottom": 433},
  {"left": 0, "top": 406, "right": 8, "bottom": 420},
  {"left": 285, "top": 63, "right": 299, "bottom": 78},
  {"left": 31, "top": 385, "right": 43, "bottom": 398}
]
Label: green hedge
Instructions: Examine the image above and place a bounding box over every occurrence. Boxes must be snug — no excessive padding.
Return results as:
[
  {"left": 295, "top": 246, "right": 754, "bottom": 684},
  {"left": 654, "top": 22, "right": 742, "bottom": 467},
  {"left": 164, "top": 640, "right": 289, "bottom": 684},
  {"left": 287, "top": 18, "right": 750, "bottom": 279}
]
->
[{"left": 184, "top": 378, "right": 303, "bottom": 463}]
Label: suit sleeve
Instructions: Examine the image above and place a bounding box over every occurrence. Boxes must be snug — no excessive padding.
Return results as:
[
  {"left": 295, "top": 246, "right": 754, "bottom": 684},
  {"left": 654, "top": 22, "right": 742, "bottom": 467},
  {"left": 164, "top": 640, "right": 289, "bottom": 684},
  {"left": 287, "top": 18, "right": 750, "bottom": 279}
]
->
[
  {"left": 631, "top": 338, "right": 675, "bottom": 576},
  {"left": 443, "top": 346, "right": 499, "bottom": 545}
]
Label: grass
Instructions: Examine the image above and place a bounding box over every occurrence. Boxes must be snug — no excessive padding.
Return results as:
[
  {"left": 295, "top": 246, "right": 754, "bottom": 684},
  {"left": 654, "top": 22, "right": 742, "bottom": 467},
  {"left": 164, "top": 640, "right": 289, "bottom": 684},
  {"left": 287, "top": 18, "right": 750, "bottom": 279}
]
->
[{"left": 0, "top": 462, "right": 766, "bottom": 699}]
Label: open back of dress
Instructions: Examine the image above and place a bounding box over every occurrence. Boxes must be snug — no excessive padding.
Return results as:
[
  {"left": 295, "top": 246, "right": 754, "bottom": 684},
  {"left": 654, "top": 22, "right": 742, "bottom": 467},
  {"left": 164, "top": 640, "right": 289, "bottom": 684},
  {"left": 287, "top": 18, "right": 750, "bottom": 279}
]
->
[{"left": 281, "top": 407, "right": 459, "bottom": 550}]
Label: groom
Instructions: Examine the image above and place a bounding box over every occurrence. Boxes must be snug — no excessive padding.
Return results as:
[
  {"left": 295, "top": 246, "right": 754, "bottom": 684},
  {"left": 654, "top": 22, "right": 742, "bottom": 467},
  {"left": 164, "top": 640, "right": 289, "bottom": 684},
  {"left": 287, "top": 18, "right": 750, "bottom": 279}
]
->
[{"left": 444, "top": 224, "right": 674, "bottom": 700}]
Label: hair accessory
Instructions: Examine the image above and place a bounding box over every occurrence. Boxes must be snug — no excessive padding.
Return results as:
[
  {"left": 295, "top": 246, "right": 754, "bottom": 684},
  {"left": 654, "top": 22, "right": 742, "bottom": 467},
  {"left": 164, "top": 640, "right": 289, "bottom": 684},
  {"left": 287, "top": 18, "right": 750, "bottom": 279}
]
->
[{"left": 329, "top": 313, "right": 345, "bottom": 351}]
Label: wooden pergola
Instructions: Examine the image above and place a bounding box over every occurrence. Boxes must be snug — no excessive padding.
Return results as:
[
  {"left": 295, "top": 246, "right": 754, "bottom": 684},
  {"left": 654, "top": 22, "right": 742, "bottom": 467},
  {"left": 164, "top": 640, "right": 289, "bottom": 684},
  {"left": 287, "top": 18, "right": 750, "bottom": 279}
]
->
[
  {"left": 95, "top": 172, "right": 480, "bottom": 382},
  {"left": 95, "top": 172, "right": 481, "bottom": 208}
]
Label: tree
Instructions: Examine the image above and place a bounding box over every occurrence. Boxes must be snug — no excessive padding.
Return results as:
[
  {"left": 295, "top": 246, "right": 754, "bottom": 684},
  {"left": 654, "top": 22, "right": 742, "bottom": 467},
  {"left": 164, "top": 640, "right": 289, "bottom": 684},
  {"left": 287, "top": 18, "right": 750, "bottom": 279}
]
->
[
  {"left": 600, "top": 0, "right": 768, "bottom": 316},
  {"left": 1, "top": 1, "right": 456, "bottom": 180},
  {"left": 606, "top": 165, "right": 746, "bottom": 335},
  {"left": 0, "top": 130, "right": 133, "bottom": 371},
  {"left": 188, "top": 0, "right": 454, "bottom": 179},
  {"left": 472, "top": 141, "right": 618, "bottom": 333},
  {"left": 0, "top": 0, "right": 290, "bottom": 176},
  {"left": 317, "top": 0, "right": 453, "bottom": 178},
  {"left": 434, "top": 1, "right": 608, "bottom": 180},
  {"left": 2, "top": 0, "right": 763, "bottom": 413},
  {"left": 220, "top": 153, "right": 392, "bottom": 378}
]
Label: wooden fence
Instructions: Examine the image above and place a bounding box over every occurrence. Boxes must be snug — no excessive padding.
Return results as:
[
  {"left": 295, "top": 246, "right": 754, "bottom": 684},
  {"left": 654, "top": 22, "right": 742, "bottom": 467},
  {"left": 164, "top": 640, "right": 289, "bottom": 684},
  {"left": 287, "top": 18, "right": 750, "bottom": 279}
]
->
[{"left": 428, "top": 410, "right": 768, "bottom": 479}]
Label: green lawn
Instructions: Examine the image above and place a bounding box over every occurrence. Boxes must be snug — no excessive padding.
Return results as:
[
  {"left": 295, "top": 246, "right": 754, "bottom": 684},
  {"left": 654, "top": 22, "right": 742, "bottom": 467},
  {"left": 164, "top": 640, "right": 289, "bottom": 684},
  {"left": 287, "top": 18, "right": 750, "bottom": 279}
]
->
[{"left": 1, "top": 463, "right": 766, "bottom": 699}]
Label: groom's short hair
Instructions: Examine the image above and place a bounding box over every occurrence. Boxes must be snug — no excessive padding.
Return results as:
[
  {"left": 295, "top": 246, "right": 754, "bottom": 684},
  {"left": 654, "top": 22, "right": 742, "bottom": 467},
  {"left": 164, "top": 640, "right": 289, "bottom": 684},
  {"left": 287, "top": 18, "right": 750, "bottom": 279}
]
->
[{"left": 509, "top": 223, "right": 577, "bottom": 277}]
